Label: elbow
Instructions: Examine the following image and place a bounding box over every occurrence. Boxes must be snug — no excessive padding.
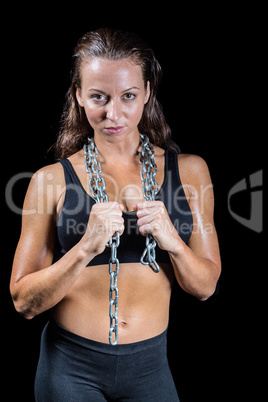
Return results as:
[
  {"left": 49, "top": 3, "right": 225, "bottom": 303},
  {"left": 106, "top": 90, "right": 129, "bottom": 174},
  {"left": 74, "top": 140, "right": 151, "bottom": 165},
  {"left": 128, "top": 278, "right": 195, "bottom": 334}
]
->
[
  {"left": 198, "top": 293, "right": 213, "bottom": 302},
  {"left": 20, "top": 311, "right": 35, "bottom": 320},
  {"left": 13, "top": 299, "right": 35, "bottom": 320},
  {"left": 178, "top": 281, "right": 218, "bottom": 302},
  {"left": 196, "top": 280, "right": 219, "bottom": 302},
  {"left": 19, "top": 307, "right": 35, "bottom": 320},
  {"left": 10, "top": 289, "right": 36, "bottom": 320},
  {"left": 181, "top": 283, "right": 217, "bottom": 302},
  {"left": 196, "top": 292, "right": 214, "bottom": 302},
  {"left": 198, "top": 265, "right": 221, "bottom": 301}
]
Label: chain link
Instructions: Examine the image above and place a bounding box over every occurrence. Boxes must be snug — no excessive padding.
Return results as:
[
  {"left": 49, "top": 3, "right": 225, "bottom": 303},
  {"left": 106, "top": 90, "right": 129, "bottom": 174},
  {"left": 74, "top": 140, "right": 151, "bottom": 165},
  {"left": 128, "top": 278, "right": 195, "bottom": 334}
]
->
[{"left": 83, "top": 133, "right": 160, "bottom": 345}]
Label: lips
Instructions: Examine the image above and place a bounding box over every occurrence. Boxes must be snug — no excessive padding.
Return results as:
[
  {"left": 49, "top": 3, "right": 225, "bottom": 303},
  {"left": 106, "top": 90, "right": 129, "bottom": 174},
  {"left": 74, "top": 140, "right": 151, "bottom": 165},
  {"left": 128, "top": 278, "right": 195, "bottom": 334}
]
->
[{"left": 105, "top": 126, "right": 124, "bottom": 134}]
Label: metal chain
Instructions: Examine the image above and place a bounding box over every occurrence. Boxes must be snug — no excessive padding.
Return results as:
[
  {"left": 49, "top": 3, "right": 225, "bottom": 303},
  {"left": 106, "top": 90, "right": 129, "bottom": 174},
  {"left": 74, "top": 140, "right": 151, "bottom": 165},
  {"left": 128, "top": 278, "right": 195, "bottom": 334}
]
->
[
  {"left": 84, "top": 139, "right": 120, "bottom": 345},
  {"left": 139, "top": 134, "right": 160, "bottom": 273},
  {"left": 108, "top": 231, "right": 120, "bottom": 345},
  {"left": 84, "top": 140, "right": 109, "bottom": 203},
  {"left": 83, "top": 133, "right": 160, "bottom": 345}
]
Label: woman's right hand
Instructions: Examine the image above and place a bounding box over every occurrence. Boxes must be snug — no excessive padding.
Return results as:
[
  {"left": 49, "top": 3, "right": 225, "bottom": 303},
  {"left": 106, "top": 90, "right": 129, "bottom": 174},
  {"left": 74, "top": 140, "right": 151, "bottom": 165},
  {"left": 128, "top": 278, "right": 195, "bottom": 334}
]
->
[{"left": 81, "top": 202, "right": 125, "bottom": 256}]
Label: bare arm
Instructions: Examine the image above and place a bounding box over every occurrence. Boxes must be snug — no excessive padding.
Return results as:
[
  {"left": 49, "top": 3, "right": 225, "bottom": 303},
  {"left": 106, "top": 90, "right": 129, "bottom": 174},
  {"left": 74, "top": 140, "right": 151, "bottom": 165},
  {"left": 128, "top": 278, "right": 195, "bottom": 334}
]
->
[
  {"left": 10, "top": 164, "right": 124, "bottom": 319},
  {"left": 135, "top": 155, "right": 221, "bottom": 301}
]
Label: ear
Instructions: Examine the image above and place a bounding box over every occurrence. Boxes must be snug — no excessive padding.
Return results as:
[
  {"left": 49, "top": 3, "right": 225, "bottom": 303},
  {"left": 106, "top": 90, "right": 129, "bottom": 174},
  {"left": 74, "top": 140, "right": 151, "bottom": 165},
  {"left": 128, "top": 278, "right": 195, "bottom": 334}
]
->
[
  {"left": 144, "top": 81, "right": 150, "bottom": 104},
  {"left": 76, "top": 86, "right": 84, "bottom": 107}
]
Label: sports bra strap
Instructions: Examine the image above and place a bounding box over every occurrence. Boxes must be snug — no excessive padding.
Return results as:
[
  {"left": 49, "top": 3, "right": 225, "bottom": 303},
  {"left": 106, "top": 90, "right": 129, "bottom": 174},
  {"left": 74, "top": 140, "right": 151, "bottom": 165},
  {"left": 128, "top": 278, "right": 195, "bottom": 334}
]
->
[{"left": 59, "top": 159, "right": 82, "bottom": 187}]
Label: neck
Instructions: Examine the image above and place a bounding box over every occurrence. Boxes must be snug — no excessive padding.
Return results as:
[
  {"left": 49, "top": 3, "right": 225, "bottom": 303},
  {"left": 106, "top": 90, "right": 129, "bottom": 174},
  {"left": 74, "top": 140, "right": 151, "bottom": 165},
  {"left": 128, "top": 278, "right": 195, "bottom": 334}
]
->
[{"left": 93, "top": 129, "right": 141, "bottom": 163}]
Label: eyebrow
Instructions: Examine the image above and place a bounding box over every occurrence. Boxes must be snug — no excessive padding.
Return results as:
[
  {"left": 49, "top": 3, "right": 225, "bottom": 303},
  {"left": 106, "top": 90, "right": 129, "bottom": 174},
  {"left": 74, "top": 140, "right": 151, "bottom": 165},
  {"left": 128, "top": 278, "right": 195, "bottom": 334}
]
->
[{"left": 88, "top": 86, "right": 140, "bottom": 94}]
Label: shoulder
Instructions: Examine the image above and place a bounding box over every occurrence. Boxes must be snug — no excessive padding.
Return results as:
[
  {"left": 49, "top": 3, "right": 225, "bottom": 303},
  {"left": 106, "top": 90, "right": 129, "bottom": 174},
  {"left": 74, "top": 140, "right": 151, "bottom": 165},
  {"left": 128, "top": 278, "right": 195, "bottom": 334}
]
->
[
  {"left": 30, "top": 161, "right": 65, "bottom": 186},
  {"left": 177, "top": 154, "right": 212, "bottom": 194},
  {"left": 178, "top": 154, "right": 210, "bottom": 177},
  {"left": 24, "top": 162, "right": 65, "bottom": 211},
  {"left": 154, "top": 145, "right": 166, "bottom": 158}
]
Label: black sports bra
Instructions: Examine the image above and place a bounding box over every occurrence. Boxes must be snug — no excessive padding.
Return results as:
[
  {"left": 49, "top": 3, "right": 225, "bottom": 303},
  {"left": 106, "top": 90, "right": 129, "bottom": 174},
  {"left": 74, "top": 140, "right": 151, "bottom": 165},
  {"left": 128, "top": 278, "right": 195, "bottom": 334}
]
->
[{"left": 53, "top": 150, "right": 193, "bottom": 266}]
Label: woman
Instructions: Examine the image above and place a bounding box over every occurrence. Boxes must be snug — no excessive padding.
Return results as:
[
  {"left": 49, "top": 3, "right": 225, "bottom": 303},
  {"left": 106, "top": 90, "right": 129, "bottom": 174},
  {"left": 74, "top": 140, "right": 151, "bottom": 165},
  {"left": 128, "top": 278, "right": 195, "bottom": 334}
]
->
[{"left": 10, "top": 28, "right": 221, "bottom": 401}]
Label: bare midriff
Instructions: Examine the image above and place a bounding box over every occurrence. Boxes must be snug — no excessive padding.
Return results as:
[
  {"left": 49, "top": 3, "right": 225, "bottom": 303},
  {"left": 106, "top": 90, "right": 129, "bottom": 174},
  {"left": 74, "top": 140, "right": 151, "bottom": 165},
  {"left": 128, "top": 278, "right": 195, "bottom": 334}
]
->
[{"left": 53, "top": 261, "right": 174, "bottom": 344}]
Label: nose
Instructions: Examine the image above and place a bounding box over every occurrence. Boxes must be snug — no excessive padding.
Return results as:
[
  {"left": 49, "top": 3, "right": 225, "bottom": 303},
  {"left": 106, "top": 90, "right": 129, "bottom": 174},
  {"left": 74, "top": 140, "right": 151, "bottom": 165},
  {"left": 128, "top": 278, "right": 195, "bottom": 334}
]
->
[{"left": 106, "top": 99, "right": 122, "bottom": 122}]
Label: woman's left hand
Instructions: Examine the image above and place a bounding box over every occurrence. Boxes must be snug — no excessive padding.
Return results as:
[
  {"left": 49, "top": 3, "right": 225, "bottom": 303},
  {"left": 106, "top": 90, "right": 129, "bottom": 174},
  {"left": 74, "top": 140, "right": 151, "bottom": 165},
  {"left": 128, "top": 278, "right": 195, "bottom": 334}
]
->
[{"left": 133, "top": 201, "right": 180, "bottom": 253}]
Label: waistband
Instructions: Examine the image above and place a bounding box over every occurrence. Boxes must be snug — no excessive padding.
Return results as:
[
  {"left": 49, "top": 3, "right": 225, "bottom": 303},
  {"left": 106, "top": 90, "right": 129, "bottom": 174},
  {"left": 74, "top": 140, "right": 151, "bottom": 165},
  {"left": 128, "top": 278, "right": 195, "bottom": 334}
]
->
[{"left": 48, "top": 320, "right": 167, "bottom": 356}]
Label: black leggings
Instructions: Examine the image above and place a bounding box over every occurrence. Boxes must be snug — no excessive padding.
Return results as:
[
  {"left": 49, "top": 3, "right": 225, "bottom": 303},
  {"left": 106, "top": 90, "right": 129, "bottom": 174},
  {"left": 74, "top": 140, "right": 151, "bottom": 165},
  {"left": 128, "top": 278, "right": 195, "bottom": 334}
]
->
[{"left": 35, "top": 320, "right": 179, "bottom": 401}]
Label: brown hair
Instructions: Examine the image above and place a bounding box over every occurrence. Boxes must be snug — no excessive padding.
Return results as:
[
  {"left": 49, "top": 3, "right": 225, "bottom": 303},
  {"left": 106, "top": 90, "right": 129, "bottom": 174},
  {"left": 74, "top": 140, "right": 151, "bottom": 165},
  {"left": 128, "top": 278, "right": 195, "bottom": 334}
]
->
[{"left": 55, "top": 28, "right": 179, "bottom": 158}]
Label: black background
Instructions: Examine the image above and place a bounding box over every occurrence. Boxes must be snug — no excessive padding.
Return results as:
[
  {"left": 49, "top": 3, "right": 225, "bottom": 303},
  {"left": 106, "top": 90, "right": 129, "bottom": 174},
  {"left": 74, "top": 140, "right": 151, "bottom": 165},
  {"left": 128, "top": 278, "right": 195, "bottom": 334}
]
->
[{"left": 4, "top": 5, "right": 263, "bottom": 402}]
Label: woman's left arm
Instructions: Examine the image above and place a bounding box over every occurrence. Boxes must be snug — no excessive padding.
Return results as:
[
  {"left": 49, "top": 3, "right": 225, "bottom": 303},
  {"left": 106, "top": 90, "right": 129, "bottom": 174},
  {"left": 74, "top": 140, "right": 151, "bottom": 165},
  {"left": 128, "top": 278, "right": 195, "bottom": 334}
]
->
[{"left": 135, "top": 154, "right": 221, "bottom": 301}]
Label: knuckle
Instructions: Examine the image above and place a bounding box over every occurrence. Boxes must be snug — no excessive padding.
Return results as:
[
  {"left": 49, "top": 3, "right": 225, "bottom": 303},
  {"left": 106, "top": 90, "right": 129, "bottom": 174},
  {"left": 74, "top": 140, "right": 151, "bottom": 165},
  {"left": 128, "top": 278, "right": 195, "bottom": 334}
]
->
[
  {"left": 139, "top": 226, "right": 145, "bottom": 235},
  {"left": 153, "top": 222, "right": 161, "bottom": 232},
  {"left": 159, "top": 204, "right": 165, "bottom": 214},
  {"left": 96, "top": 213, "right": 105, "bottom": 222},
  {"left": 91, "top": 203, "right": 99, "bottom": 212},
  {"left": 156, "top": 213, "right": 161, "bottom": 222}
]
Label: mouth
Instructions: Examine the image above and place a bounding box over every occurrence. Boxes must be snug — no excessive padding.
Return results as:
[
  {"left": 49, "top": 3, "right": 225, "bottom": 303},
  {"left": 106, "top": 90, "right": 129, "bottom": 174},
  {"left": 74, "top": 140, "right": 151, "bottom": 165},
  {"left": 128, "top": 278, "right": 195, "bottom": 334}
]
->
[{"left": 105, "top": 126, "right": 125, "bottom": 134}]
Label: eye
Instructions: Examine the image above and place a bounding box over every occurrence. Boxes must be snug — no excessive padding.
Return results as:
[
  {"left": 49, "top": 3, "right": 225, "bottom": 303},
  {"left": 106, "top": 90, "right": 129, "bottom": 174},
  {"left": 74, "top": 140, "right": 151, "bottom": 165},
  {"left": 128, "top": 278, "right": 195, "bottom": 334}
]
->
[
  {"left": 91, "top": 94, "right": 106, "bottom": 102},
  {"left": 123, "top": 93, "right": 136, "bottom": 100}
]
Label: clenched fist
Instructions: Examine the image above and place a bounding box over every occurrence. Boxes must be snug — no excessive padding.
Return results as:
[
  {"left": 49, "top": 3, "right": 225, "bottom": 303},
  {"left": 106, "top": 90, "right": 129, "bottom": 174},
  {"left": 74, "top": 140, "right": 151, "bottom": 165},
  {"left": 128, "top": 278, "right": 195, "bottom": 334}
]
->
[
  {"left": 81, "top": 202, "right": 125, "bottom": 256},
  {"left": 134, "top": 201, "right": 180, "bottom": 253}
]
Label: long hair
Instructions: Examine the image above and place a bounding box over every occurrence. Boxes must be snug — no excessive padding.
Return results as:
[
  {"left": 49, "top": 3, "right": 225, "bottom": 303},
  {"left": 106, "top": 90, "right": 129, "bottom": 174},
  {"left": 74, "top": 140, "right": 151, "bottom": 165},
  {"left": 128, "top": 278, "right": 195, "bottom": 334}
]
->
[{"left": 55, "top": 28, "right": 179, "bottom": 158}]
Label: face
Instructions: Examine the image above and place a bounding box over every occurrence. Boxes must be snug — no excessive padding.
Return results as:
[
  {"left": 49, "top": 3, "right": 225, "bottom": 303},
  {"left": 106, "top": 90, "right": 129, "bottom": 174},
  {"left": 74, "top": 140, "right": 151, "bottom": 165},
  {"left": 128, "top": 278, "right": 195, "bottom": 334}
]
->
[{"left": 76, "top": 57, "right": 150, "bottom": 141}]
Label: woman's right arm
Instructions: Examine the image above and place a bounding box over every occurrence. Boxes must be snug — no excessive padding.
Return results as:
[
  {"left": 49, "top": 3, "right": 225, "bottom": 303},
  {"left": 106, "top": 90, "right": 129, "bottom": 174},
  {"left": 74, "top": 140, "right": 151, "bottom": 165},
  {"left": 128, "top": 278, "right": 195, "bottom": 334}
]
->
[{"left": 10, "top": 164, "right": 124, "bottom": 319}]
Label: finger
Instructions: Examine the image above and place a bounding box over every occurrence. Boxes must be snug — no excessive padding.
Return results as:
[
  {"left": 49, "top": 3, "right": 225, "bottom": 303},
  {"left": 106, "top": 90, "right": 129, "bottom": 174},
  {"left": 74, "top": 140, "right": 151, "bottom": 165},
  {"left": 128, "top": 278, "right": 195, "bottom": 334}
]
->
[
  {"left": 136, "top": 201, "right": 162, "bottom": 209},
  {"left": 136, "top": 207, "right": 159, "bottom": 218},
  {"left": 118, "top": 223, "right": 125, "bottom": 236},
  {"left": 110, "top": 220, "right": 125, "bottom": 237},
  {"left": 139, "top": 222, "right": 161, "bottom": 237},
  {"left": 107, "top": 202, "right": 124, "bottom": 212},
  {"left": 137, "top": 213, "right": 155, "bottom": 227},
  {"left": 136, "top": 201, "right": 164, "bottom": 216},
  {"left": 138, "top": 223, "right": 152, "bottom": 236},
  {"left": 132, "top": 204, "right": 138, "bottom": 212},
  {"left": 119, "top": 203, "right": 125, "bottom": 212},
  {"left": 97, "top": 202, "right": 124, "bottom": 216},
  {"left": 137, "top": 202, "right": 165, "bottom": 218}
]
